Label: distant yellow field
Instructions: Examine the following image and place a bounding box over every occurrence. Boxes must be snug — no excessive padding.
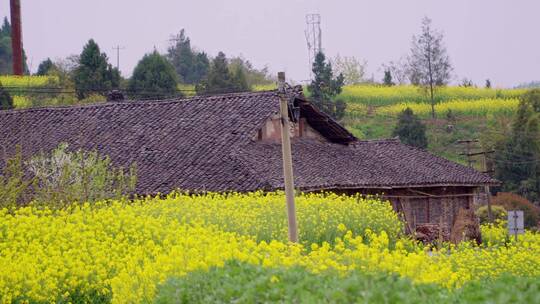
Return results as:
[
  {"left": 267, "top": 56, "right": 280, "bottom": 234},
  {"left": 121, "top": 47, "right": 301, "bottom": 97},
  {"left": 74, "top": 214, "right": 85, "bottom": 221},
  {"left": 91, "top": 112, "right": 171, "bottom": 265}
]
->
[
  {"left": 377, "top": 98, "right": 520, "bottom": 117},
  {"left": 253, "top": 84, "right": 277, "bottom": 91},
  {"left": 338, "top": 85, "right": 525, "bottom": 106},
  {"left": 177, "top": 83, "right": 196, "bottom": 97},
  {"left": 0, "top": 75, "right": 59, "bottom": 87},
  {"left": 12, "top": 95, "right": 32, "bottom": 108}
]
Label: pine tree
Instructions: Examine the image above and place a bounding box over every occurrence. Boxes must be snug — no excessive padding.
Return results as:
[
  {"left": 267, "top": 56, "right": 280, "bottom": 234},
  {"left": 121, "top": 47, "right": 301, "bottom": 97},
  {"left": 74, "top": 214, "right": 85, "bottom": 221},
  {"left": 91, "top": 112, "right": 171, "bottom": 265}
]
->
[
  {"left": 495, "top": 89, "right": 540, "bottom": 201},
  {"left": 0, "top": 82, "right": 13, "bottom": 110},
  {"left": 36, "top": 58, "right": 55, "bottom": 76},
  {"left": 392, "top": 108, "right": 428, "bottom": 149},
  {"left": 383, "top": 70, "right": 394, "bottom": 86},
  {"left": 0, "top": 17, "right": 10, "bottom": 36},
  {"left": 167, "top": 29, "right": 209, "bottom": 84},
  {"left": 231, "top": 64, "right": 249, "bottom": 92},
  {"left": 128, "top": 51, "right": 179, "bottom": 100},
  {"left": 307, "top": 52, "right": 345, "bottom": 120},
  {"left": 73, "top": 39, "right": 119, "bottom": 99},
  {"left": 0, "top": 17, "right": 29, "bottom": 75},
  {"left": 195, "top": 52, "right": 250, "bottom": 95},
  {"left": 192, "top": 52, "right": 210, "bottom": 84}
]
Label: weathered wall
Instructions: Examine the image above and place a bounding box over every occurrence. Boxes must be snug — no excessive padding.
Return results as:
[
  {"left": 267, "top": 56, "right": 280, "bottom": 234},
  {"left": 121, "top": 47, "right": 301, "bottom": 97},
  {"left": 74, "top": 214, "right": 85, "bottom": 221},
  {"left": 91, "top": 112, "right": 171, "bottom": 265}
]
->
[
  {"left": 332, "top": 186, "right": 477, "bottom": 235},
  {"left": 256, "top": 115, "right": 327, "bottom": 142}
]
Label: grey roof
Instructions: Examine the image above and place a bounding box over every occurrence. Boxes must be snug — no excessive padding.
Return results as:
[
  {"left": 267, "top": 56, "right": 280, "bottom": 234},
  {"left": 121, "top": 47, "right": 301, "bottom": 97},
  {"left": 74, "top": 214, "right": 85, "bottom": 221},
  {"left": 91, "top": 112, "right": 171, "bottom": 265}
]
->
[
  {"left": 240, "top": 138, "right": 497, "bottom": 191},
  {"left": 0, "top": 89, "right": 496, "bottom": 194}
]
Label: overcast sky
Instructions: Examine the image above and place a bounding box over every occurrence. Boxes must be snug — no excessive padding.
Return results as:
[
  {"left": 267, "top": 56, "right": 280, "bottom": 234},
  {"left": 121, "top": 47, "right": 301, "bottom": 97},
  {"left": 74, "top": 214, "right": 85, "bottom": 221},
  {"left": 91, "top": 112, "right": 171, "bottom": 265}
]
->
[{"left": 2, "top": 0, "right": 539, "bottom": 87}]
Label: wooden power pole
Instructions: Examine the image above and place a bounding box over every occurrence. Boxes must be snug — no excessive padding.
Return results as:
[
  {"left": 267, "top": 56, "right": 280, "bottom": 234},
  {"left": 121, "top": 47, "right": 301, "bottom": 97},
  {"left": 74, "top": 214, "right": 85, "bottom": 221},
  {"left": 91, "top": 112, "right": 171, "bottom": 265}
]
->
[
  {"left": 458, "top": 139, "right": 494, "bottom": 222},
  {"left": 278, "top": 72, "right": 298, "bottom": 243},
  {"left": 481, "top": 151, "right": 495, "bottom": 223},
  {"left": 458, "top": 139, "right": 479, "bottom": 168},
  {"left": 10, "top": 0, "right": 24, "bottom": 75}
]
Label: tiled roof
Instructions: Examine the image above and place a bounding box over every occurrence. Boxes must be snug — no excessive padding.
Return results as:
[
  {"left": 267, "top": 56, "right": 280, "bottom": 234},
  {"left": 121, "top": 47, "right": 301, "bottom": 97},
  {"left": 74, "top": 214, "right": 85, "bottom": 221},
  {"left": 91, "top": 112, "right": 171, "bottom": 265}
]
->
[
  {"left": 239, "top": 139, "right": 497, "bottom": 191},
  {"left": 0, "top": 89, "right": 496, "bottom": 194}
]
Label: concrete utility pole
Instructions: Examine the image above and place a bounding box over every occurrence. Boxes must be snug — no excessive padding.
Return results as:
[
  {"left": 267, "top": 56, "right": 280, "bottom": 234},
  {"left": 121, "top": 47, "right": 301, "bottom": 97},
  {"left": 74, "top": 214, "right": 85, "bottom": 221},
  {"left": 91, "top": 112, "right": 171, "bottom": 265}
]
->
[
  {"left": 278, "top": 72, "right": 298, "bottom": 243},
  {"left": 10, "top": 0, "right": 23, "bottom": 75},
  {"left": 112, "top": 45, "right": 125, "bottom": 71}
]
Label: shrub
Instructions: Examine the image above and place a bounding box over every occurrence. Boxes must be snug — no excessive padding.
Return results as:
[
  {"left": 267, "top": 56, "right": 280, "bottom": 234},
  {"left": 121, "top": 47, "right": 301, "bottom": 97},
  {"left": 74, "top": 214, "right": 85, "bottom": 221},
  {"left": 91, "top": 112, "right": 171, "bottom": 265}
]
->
[
  {"left": 27, "top": 143, "right": 137, "bottom": 207},
  {"left": 128, "top": 51, "right": 179, "bottom": 99},
  {"left": 492, "top": 192, "right": 540, "bottom": 228},
  {"left": 476, "top": 205, "right": 507, "bottom": 224},
  {"left": 0, "top": 146, "right": 30, "bottom": 209},
  {"left": 0, "top": 81, "right": 13, "bottom": 110},
  {"left": 392, "top": 107, "right": 428, "bottom": 149},
  {"left": 73, "top": 39, "right": 119, "bottom": 99}
]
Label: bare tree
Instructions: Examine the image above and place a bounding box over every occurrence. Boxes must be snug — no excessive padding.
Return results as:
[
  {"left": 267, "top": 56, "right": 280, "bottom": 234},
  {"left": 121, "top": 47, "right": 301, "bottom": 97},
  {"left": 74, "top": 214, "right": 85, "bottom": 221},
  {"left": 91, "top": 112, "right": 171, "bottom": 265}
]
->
[
  {"left": 382, "top": 56, "right": 409, "bottom": 85},
  {"left": 331, "top": 54, "right": 366, "bottom": 85},
  {"left": 407, "top": 17, "right": 452, "bottom": 118}
]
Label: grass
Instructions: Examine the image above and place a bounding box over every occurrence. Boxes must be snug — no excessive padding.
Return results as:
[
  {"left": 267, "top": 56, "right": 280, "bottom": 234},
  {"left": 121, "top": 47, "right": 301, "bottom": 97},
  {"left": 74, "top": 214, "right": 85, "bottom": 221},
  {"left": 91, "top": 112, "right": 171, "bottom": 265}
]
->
[
  {"left": 155, "top": 261, "right": 540, "bottom": 304},
  {"left": 340, "top": 85, "right": 522, "bottom": 167},
  {"left": 344, "top": 113, "right": 512, "bottom": 166}
]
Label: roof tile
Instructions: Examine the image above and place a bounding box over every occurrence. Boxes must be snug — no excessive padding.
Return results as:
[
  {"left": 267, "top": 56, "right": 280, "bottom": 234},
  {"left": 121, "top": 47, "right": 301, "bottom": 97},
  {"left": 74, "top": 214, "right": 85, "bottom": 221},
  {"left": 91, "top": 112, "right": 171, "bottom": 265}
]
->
[{"left": 0, "top": 89, "right": 495, "bottom": 194}]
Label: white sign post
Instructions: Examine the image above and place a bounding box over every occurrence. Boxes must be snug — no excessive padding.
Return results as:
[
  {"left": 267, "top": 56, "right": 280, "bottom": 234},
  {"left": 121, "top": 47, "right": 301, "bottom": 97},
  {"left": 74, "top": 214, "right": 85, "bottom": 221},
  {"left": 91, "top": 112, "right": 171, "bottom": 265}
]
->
[{"left": 507, "top": 210, "right": 524, "bottom": 241}]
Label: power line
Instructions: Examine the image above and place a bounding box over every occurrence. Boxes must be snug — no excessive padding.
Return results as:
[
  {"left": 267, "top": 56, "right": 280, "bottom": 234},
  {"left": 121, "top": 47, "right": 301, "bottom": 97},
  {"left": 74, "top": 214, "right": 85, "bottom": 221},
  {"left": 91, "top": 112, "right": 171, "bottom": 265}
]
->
[{"left": 112, "top": 45, "right": 126, "bottom": 71}]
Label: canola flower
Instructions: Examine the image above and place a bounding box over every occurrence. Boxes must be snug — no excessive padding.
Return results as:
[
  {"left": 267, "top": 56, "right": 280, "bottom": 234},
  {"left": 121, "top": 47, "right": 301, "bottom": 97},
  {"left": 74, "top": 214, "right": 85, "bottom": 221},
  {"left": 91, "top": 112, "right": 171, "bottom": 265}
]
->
[
  {"left": 377, "top": 98, "right": 519, "bottom": 117},
  {"left": 253, "top": 84, "right": 278, "bottom": 91},
  {"left": 0, "top": 75, "right": 63, "bottom": 109},
  {"left": 140, "top": 191, "right": 403, "bottom": 245},
  {"left": 338, "top": 85, "right": 525, "bottom": 106},
  {"left": 12, "top": 96, "right": 32, "bottom": 108},
  {"left": 0, "top": 75, "right": 59, "bottom": 88},
  {"left": 0, "top": 193, "right": 539, "bottom": 303},
  {"left": 480, "top": 221, "right": 510, "bottom": 246}
]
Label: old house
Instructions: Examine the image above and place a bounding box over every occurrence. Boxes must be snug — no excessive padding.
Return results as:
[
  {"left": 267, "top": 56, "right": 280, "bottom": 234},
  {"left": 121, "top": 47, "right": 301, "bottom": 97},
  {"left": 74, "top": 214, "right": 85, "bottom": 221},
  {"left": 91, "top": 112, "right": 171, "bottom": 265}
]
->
[{"left": 0, "top": 87, "right": 496, "bottom": 237}]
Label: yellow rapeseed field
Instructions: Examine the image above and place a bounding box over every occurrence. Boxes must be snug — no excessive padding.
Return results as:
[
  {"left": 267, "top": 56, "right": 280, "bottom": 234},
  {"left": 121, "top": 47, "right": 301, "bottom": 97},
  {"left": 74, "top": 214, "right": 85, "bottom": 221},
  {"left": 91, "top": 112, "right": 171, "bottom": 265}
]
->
[
  {"left": 338, "top": 85, "right": 525, "bottom": 106},
  {"left": 377, "top": 98, "right": 520, "bottom": 117},
  {"left": 0, "top": 75, "right": 58, "bottom": 87},
  {"left": 12, "top": 96, "right": 32, "bottom": 108},
  {"left": 0, "top": 192, "right": 539, "bottom": 303}
]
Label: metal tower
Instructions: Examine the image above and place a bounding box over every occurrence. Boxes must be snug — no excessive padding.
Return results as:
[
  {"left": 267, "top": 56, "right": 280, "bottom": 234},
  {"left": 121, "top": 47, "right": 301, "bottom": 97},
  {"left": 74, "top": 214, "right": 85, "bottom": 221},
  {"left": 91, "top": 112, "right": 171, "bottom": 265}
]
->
[{"left": 304, "top": 14, "right": 322, "bottom": 80}]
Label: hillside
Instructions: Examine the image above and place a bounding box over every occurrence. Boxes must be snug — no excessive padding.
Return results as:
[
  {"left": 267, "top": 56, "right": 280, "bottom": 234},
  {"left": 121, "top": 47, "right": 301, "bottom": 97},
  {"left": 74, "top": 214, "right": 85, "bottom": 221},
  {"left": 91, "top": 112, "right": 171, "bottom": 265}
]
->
[{"left": 339, "top": 85, "right": 523, "bottom": 167}]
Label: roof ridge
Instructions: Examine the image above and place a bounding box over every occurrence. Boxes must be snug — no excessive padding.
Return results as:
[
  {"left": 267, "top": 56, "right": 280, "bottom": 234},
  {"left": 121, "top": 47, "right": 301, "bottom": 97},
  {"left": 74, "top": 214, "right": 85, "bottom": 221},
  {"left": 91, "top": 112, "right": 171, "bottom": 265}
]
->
[
  {"left": 353, "top": 138, "right": 401, "bottom": 144},
  {"left": 0, "top": 90, "right": 280, "bottom": 115}
]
